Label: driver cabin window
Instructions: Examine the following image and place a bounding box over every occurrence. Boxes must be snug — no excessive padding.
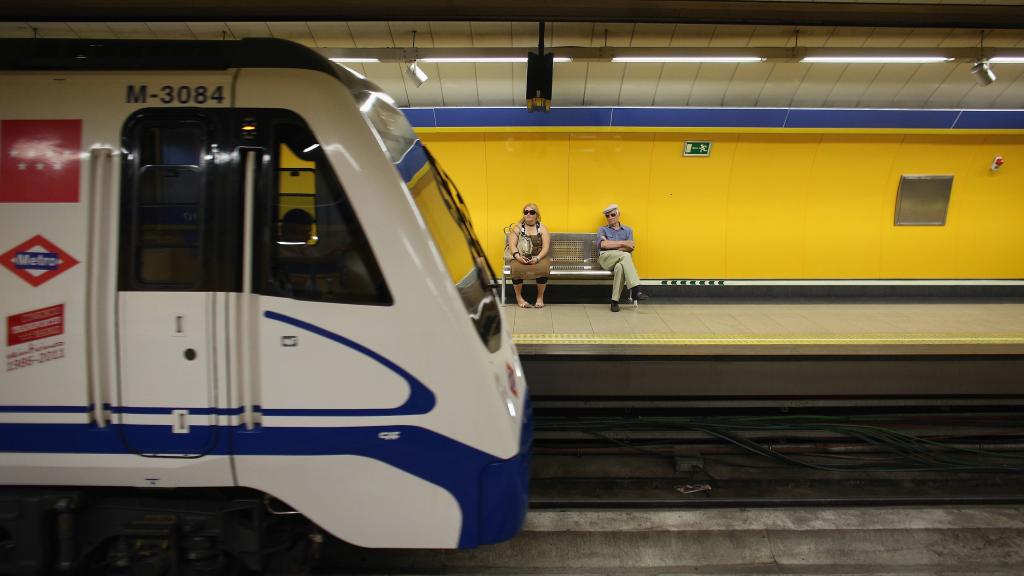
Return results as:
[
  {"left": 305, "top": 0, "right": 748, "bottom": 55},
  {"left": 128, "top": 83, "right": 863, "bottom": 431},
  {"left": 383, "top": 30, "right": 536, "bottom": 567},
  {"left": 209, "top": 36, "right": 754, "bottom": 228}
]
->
[{"left": 265, "top": 122, "right": 391, "bottom": 305}]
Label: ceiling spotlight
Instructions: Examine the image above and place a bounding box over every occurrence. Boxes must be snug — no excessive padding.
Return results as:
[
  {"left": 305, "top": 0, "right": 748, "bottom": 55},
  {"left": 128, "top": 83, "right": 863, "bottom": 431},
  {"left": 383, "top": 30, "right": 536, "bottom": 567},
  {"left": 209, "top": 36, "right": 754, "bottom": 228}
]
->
[
  {"left": 970, "top": 61, "right": 997, "bottom": 86},
  {"left": 406, "top": 62, "right": 429, "bottom": 87}
]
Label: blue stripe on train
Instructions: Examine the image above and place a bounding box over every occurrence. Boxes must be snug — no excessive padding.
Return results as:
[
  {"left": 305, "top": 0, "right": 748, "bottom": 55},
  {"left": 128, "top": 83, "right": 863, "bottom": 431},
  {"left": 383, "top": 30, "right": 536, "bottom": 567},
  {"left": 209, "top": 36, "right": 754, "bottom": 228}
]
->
[
  {"left": 0, "top": 313, "right": 526, "bottom": 547},
  {"left": 263, "top": 310, "right": 436, "bottom": 416},
  {"left": 0, "top": 416, "right": 530, "bottom": 548}
]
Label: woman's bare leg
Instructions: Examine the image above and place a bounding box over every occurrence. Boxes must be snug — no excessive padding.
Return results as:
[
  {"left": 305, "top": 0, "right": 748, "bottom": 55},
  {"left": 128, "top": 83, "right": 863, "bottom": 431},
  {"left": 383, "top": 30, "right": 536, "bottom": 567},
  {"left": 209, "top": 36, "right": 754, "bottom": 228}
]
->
[{"left": 513, "top": 283, "right": 531, "bottom": 308}]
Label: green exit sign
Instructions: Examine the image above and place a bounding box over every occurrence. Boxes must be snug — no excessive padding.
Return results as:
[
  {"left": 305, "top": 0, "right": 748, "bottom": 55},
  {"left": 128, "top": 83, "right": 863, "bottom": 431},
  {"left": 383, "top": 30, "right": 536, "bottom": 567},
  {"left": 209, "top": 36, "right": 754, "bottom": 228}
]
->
[{"left": 683, "top": 141, "right": 712, "bottom": 157}]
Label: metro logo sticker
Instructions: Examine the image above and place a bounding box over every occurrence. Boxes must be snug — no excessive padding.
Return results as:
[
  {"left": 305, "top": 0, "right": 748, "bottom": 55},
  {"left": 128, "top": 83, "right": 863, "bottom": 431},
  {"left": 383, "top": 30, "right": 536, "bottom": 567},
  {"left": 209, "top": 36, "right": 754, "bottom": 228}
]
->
[
  {"left": 7, "top": 304, "right": 64, "bottom": 346},
  {"left": 0, "top": 119, "right": 82, "bottom": 203},
  {"left": 1, "top": 235, "right": 80, "bottom": 287}
]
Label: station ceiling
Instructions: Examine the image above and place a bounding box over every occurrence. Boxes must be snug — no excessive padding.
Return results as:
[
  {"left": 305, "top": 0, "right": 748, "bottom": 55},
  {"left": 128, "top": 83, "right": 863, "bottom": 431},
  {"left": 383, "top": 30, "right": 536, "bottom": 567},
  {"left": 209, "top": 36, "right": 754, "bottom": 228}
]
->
[{"left": 2, "top": 2, "right": 1023, "bottom": 109}]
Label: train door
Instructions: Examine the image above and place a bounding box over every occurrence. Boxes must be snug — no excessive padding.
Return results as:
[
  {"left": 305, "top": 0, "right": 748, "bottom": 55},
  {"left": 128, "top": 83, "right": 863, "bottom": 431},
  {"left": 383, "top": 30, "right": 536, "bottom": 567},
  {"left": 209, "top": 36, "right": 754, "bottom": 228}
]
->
[
  {"left": 237, "top": 110, "right": 395, "bottom": 422},
  {"left": 116, "top": 110, "right": 240, "bottom": 456}
]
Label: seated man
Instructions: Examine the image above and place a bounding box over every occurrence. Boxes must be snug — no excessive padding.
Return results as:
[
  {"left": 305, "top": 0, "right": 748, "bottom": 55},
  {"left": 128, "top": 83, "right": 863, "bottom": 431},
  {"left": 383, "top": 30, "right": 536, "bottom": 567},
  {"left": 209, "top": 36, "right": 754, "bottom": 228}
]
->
[{"left": 597, "top": 204, "right": 648, "bottom": 312}]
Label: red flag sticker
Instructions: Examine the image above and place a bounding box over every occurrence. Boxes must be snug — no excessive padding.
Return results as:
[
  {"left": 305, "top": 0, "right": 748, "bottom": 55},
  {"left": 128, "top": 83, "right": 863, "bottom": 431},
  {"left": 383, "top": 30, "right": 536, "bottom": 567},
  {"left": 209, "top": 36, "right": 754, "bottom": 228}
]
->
[
  {"left": 0, "top": 235, "right": 80, "bottom": 287},
  {"left": 0, "top": 119, "right": 82, "bottom": 203},
  {"left": 7, "top": 304, "right": 64, "bottom": 346}
]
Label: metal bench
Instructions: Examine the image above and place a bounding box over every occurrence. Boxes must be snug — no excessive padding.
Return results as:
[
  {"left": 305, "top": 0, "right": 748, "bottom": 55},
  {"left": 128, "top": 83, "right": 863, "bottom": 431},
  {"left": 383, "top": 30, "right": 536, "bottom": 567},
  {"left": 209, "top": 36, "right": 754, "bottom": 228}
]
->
[{"left": 501, "top": 231, "right": 635, "bottom": 305}]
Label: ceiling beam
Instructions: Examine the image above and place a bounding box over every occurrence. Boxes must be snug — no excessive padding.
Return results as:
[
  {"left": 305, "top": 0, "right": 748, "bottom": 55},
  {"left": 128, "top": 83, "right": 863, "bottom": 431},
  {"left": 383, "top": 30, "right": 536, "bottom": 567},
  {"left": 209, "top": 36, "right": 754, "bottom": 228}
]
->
[
  {"left": 3, "top": 0, "right": 1024, "bottom": 29},
  {"left": 322, "top": 46, "right": 1024, "bottom": 63}
]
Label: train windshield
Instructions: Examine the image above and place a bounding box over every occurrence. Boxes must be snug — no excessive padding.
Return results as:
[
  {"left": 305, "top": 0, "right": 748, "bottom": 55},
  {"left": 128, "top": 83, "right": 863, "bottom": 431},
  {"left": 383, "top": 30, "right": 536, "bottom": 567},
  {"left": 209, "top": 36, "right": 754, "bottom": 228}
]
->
[{"left": 352, "top": 85, "right": 502, "bottom": 352}]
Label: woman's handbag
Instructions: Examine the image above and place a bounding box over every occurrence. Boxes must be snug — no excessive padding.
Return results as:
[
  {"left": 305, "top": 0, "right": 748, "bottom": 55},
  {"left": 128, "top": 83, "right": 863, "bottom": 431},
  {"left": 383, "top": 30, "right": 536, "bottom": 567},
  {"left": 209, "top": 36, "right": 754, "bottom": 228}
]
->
[{"left": 504, "top": 224, "right": 534, "bottom": 262}]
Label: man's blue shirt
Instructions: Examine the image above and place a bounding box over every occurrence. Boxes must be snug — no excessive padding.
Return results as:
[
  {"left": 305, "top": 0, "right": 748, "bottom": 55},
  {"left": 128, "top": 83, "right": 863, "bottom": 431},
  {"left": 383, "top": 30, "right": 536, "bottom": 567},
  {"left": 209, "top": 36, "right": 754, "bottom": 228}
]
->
[{"left": 597, "top": 224, "right": 633, "bottom": 250}]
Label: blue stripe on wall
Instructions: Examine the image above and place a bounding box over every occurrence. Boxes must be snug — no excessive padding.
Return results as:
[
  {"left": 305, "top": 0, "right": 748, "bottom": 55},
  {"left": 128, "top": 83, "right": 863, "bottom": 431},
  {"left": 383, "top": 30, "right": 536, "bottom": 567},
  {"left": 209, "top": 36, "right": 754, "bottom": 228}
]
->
[
  {"left": 613, "top": 107, "right": 788, "bottom": 128},
  {"left": 785, "top": 109, "right": 960, "bottom": 129},
  {"left": 401, "top": 108, "right": 437, "bottom": 127},
  {"left": 433, "top": 107, "right": 614, "bottom": 127},
  {"left": 403, "top": 106, "right": 1024, "bottom": 130},
  {"left": 954, "top": 110, "right": 1024, "bottom": 129}
]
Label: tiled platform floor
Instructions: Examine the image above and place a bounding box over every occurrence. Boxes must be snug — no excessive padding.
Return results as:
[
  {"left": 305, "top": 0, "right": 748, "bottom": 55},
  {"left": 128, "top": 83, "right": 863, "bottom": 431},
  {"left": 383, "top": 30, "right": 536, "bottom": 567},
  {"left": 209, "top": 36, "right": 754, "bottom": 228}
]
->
[{"left": 506, "top": 300, "right": 1024, "bottom": 354}]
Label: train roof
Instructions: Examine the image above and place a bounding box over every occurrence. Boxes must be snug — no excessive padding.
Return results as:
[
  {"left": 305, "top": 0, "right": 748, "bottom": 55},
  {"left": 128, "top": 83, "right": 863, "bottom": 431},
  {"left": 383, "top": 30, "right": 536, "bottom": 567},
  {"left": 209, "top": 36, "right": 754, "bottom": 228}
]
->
[{"left": 0, "top": 37, "right": 340, "bottom": 77}]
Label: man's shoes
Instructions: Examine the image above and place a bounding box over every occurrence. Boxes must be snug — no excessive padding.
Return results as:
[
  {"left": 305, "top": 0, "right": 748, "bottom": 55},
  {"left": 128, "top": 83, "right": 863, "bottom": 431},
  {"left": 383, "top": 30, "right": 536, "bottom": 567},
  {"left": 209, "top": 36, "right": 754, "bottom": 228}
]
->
[
  {"left": 610, "top": 300, "right": 620, "bottom": 312},
  {"left": 632, "top": 287, "right": 649, "bottom": 301}
]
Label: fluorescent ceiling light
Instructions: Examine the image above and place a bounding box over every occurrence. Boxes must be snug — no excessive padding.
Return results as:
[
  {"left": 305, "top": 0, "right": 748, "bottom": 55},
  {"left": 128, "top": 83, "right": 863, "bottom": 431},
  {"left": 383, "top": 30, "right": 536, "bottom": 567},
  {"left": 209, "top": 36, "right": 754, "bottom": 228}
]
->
[
  {"left": 329, "top": 57, "right": 380, "bottom": 63},
  {"left": 612, "top": 56, "right": 765, "bottom": 63},
  {"left": 989, "top": 57, "right": 1024, "bottom": 64},
  {"left": 802, "top": 56, "right": 953, "bottom": 64},
  {"left": 420, "top": 57, "right": 572, "bottom": 63}
]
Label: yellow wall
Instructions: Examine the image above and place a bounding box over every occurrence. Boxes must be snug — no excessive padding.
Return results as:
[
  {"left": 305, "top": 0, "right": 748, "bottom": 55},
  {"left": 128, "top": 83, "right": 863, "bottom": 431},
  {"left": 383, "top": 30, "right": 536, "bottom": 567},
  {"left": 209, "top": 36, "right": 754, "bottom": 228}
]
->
[{"left": 422, "top": 131, "right": 1024, "bottom": 279}]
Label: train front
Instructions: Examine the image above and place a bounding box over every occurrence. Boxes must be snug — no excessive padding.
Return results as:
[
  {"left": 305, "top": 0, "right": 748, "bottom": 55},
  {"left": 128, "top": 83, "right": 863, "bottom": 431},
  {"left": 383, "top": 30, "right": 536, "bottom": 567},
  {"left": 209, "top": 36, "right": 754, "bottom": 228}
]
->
[{"left": 341, "top": 69, "right": 531, "bottom": 548}]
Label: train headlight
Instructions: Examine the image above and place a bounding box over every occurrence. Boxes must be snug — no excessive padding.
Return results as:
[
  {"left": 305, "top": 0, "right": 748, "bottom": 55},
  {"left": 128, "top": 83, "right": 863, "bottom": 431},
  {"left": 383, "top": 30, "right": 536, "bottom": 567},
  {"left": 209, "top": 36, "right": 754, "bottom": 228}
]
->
[{"left": 505, "top": 362, "right": 519, "bottom": 399}]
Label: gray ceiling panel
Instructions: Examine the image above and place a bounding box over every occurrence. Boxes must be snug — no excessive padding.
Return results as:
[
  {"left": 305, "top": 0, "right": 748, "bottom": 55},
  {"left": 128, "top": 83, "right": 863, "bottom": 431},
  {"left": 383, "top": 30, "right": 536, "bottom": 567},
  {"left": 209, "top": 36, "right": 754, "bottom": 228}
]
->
[
  {"left": 632, "top": 23, "right": 677, "bottom": 47},
  {"left": 857, "top": 64, "right": 921, "bottom": 106},
  {"left": 185, "top": 22, "right": 232, "bottom": 40},
  {"left": 2, "top": 20, "right": 1022, "bottom": 109},
  {"left": 756, "top": 63, "right": 811, "bottom": 107},
  {"left": 651, "top": 63, "right": 703, "bottom": 106},
  {"left": 670, "top": 24, "right": 719, "bottom": 46},
  {"left": 305, "top": 22, "right": 355, "bottom": 47},
  {"left": 582, "top": 62, "right": 627, "bottom": 106},
  {"left": 892, "top": 63, "right": 959, "bottom": 106},
  {"left": 723, "top": 62, "right": 777, "bottom": 106},
  {"left": 551, "top": 61, "right": 589, "bottom": 106},
  {"left": 437, "top": 62, "right": 480, "bottom": 107},
  {"left": 959, "top": 64, "right": 1024, "bottom": 107},
  {"left": 824, "top": 63, "right": 883, "bottom": 107},
  {"left": 475, "top": 63, "right": 517, "bottom": 105},
  {"left": 688, "top": 63, "right": 740, "bottom": 106},
  {"left": 266, "top": 22, "right": 316, "bottom": 45},
  {"left": 347, "top": 21, "right": 394, "bottom": 47},
  {"left": 620, "top": 63, "right": 665, "bottom": 106},
  {"left": 67, "top": 22, "right": 115, "bottom": 38},
  {"left": 470, "top": 21, "right": 512, "bottom": 47},
  {"left": 926, "top": 63, "right": 981, "bottom": 107}
]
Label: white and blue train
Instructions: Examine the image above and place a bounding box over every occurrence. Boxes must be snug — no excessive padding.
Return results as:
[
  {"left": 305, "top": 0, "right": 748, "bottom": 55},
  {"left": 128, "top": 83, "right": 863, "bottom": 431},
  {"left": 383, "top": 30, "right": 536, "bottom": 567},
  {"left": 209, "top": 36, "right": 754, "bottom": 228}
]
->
[{"left": 0, "top": 38, "right": 529, "bottom": 572}]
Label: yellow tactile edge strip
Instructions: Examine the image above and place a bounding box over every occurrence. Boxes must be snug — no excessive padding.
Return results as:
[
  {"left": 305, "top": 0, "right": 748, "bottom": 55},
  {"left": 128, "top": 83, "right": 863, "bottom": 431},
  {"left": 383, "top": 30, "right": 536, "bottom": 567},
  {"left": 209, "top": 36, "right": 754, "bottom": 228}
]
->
[{"left": 512, "top": 333, "right": 1024, "bottom": 346}]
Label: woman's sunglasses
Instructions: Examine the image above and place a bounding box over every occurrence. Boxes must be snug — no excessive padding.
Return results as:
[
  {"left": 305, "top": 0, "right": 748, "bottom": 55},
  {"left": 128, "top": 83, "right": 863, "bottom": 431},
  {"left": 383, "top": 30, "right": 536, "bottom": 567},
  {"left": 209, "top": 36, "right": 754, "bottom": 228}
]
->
[{"left": 523, "top": 209, "right": 537, "bottom": 215}]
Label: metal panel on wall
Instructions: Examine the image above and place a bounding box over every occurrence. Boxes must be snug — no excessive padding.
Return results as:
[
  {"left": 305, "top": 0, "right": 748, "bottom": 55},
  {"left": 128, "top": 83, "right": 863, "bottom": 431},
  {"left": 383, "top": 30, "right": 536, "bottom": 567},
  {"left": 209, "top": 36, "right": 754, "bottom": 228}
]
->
[{"left": 895, "top": 175, "right": 954, "bottom": 226}]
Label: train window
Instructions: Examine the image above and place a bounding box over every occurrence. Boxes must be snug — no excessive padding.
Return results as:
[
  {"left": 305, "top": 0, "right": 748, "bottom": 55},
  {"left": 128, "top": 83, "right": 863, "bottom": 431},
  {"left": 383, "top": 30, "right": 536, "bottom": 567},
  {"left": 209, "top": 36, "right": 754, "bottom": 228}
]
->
[
  {"left": 128, "top": 123, "right": 208, "bottom": 287},
  {"left": 262, "top": 122, "right": 391, "bottom": 305},
  {"left": 406, "top": 144, "right": 501, "bottom": 353}
]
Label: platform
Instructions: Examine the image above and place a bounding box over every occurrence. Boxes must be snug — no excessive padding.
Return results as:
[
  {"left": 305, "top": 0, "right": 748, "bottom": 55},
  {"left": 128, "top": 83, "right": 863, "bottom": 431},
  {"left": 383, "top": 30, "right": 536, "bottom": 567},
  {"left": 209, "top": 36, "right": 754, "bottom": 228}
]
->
[
  {"left": 509, "top": 299, "right": 1024, "bottom": 356},
  {"left": 326, "top": 506, "right": 1024, "bottom": 574},
  {"left": 510, "top": 299, "right": 1024, "bottom": 400}
]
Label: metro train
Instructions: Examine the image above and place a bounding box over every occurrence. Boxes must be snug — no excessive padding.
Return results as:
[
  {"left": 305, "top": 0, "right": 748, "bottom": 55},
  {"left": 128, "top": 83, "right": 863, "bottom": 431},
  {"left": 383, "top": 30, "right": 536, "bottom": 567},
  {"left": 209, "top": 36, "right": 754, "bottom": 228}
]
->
[{"left": 0, "top": 38, "right": 529, "bottom": 572}]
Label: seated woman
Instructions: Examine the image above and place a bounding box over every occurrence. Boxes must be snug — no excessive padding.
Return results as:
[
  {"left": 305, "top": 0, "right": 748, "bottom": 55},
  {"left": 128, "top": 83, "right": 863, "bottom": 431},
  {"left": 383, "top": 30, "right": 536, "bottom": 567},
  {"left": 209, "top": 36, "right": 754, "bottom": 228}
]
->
[{"left": 507, "top": 203, "right": 551, "bottom": 308}]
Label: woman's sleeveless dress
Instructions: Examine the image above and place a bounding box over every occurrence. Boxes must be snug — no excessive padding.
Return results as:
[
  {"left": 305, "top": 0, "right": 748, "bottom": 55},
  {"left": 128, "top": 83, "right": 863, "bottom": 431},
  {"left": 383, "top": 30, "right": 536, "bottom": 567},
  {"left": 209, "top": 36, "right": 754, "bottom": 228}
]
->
[{"left": 509, "top": 229, "right": 551, "bottom": 280}]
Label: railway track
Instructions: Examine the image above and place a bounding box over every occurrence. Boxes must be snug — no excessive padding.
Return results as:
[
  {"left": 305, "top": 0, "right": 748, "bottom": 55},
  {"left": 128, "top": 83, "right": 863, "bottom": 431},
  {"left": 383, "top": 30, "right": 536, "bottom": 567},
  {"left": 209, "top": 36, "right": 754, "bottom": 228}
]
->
[{"left": 528, "top": 406, "right": 1024, "bottom": 508}]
